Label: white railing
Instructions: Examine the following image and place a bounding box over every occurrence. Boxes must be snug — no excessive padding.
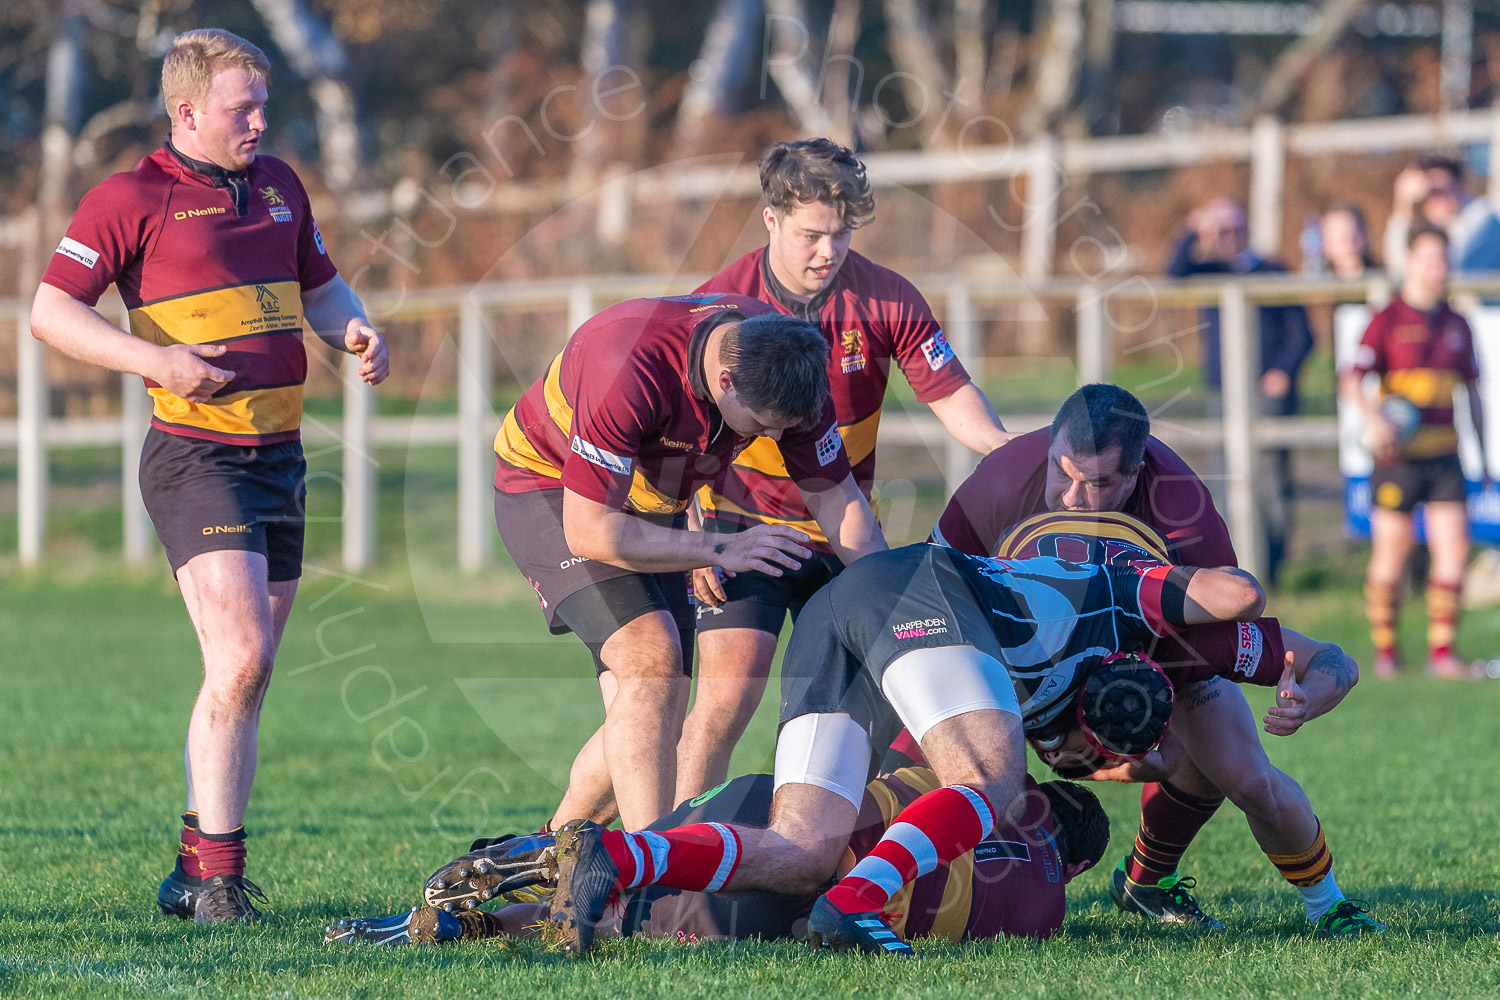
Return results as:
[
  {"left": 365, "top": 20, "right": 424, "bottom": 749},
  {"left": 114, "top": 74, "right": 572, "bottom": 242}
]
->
[{"left": 19, "top": 270, "right": 1500, "bottom": 583}]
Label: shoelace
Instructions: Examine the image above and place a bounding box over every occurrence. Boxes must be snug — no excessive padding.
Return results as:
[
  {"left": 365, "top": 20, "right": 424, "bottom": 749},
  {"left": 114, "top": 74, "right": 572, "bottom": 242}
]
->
[
  {"left": 1161, "top": 876, "right": 1206, "bottom": 913},
  {"left": 200, "top": 876, "right": 266, "bottom": 917}
]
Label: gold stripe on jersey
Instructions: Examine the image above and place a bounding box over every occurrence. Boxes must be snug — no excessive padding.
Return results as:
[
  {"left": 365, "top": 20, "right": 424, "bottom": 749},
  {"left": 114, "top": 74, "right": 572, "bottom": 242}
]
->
[
  {"left": 1403, "top": 425, "right": 1461, "bottom": 458},
  {"left": 1383, "top": 369, "right": 1462, "bottom": 409},
  {"left": 540, "top": 353, "right": 573, "bottom": 434},
  {"left": 725, "top": 409, "right": 883, "bottom": 482},
  {"left": 493, "top": 353, "right": 574, "bottom": 479},
  {"left": 494, "top": 408, "right": 563, "bottom": 480},
  {"left": 701, "top": 495, "right": 821, "bottom": 537},
  {"left": 931, "top": 847, "right": 975, "bottom": 942},
  {"left": 626, "top": 470, "right": 691, "bottom": 515},
  {"left": 995, "top": 510, "right": 1172, "bottom": 562},
  {"left": 130, "top": 280, "right": 304, "bottom": 346},
  {"left": 150, "top": 383, "right": 302, "bottom": 438}
]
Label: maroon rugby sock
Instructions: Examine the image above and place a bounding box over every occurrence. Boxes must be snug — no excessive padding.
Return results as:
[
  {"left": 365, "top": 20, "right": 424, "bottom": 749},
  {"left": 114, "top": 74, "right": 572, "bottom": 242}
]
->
[
  {"left": 196, "top": 826, "right": 248, "bottom": 879},
  {"left": 1125, "top": 780, "right": 1224, "bottom": 885},
  {"left": 175, "top": 811, "right": 204, "bottom": 882},
  {"left": 598, "top": 824, "right": 743, "bottom": 892}
]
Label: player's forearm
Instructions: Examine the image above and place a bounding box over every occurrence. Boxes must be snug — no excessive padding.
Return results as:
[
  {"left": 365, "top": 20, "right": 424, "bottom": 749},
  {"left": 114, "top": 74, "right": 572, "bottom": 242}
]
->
[
  {"left": 566, "top": 505, "right": 722, "bottom": 572},
  {"left": 1468, "top": 383, "right": 1486, "bottom": 469},
  {"left": 303, "top": 274, "right": 367, "bottom": 351},
  {"left": 803, "top": 477, "right": 888, "bottom": 565},
  {"left": 30, "top": 282, "right": 163, "bottom": 379},
  {"left": 1296, "top": 642, "right": 1358, "bottom": 721},
  {"left": 927, "top": 381, "right": 1011, "bottom": 455}
]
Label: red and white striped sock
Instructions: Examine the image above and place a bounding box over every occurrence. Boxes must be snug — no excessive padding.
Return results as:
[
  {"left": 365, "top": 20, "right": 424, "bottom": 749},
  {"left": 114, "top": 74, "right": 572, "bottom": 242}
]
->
[
  {"left": 823, "top": 784, "right": 994, "bottom": 914},
  {"left": 600, "top": 822, "right": 743, "bottom": 892}
]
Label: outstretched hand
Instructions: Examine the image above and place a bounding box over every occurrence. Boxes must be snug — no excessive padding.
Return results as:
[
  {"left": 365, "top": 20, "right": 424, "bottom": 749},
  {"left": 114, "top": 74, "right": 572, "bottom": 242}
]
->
[{"left": 1262, "top": 653, "right": 1308, "bottom": 736}]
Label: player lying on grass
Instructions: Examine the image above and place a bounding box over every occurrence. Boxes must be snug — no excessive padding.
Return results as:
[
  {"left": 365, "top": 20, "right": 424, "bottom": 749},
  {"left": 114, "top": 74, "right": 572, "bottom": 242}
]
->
[
  {"left": 326, "top": 766, "right": 1109, "bottom": 947},
  {"left": 933, "top": 384, "right": 1380, "bottom": 938},
  {"left": 528, "top": 540, "right": 1268, "bottom": 957}
]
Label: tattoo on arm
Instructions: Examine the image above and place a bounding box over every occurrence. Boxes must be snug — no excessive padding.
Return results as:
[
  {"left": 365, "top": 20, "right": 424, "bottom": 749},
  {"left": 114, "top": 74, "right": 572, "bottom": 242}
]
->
[
  {"left": 1184, "top": 679, "right": 1222, "bottom": 711},
  {"left": 1307, "top": 644, "right": 1357, "bottom": 694}
]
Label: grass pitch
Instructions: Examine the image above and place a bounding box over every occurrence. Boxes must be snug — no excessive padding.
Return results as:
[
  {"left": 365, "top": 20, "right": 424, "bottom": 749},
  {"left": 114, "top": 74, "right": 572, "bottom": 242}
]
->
[{"left": 5, "top": 558, "right": 1500, "bottom": 999}]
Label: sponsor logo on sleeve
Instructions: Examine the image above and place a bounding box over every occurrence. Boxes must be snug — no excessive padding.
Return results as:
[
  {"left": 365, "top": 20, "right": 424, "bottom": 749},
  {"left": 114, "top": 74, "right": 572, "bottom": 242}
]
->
[
  {"left": 891, "top": 617, "right": 948, "bottom": 639},
  {"left": 920, "top": 329, "right": 955, "bottom": 371},
  {"left": 571, "top": 435, "right": 633, "bottom": 476},
  {"left": 55, "top": 237, "right": 99, "bottom": 269},
  {"left": 313, "top": 222, "right": 326, "bottom": 255},
  {"left": 815, "top": 425, "right": 843, "bottom": 466},
  {"left": 1234, "top": 622, "right": 1264, "bottom": 677}
]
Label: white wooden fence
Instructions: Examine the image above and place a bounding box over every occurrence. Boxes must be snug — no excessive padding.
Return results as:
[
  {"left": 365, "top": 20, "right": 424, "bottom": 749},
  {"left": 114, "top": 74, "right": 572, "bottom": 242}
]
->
[
  {"left": 20, "top": 270, "right": 1500, "bottom": 583},
  {"left": 11, "top": 101, "right": 1500, "bottom": 579}
]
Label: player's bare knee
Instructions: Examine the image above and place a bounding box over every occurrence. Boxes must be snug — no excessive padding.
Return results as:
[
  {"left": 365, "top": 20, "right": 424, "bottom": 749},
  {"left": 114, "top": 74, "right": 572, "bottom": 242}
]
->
[
  {"left": 1221, "top": 766, "right": 1283, "bottom": 822},
  {"left": 205, "top": 657, "right": 273, "bottom": 715}
]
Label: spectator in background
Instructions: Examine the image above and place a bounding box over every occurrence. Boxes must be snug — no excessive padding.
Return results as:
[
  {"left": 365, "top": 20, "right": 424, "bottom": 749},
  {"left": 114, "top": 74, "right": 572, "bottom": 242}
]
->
[
  {"left": 1167, "top": 197, "right": 1313, "bottom": 585},
  {"left": 1341, "top": 224, "right": 1486, "bottom": 680},
  {"left": 1385, "top": 155, "right": 1500, "bottom": 279},
  {"left": 1320, "top": 204, "right": 1379, "bottom": 279}
]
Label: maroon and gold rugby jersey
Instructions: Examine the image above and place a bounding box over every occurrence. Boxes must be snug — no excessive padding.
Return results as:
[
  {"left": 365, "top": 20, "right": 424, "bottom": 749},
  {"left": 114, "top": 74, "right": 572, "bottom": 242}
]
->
[
  {"left": 493, "top": 294, "right": 851, "bottom": 515},
  {"left": 1349, "top": 296, "right": 1479, "bottom": 461},
  {"left": 41, "top": 142, "right": 338, "bottom": 445},
  {"left": 694, "top": 248, "right": 971, "bottom": 548},
  {"left": 848, "top": 769, "right": 1068, "bottom": 941},
  {"left": 932, "top": 429, "right": 1236, "bottom": 569},
  {"left": 932, "top": 437, "right": 1286, "bottom": 686}
]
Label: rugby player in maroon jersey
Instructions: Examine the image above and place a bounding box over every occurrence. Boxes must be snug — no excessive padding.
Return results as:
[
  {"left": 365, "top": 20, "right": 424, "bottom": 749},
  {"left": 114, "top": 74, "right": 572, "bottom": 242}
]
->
[
  {"left": 537, "top": 541, "right": 1265, "bottom": 956},
  {"left": 930, "top": 383, "right": 1382, "bottom": 938},
  {"left": 30, "top": 30, "right": 388, "bottom": 924},
  {"left": 492, "top": 295, "right": 885, "bottom": 835},
  {"left": 1340, "top": 223, "right": 1487, "bottom": 679},
  {"left": 328, "top": 768, "right": 1109, "bottom": 947},
  {"left": 679, "top": 139, "right": 1012, "bottom": 802}
]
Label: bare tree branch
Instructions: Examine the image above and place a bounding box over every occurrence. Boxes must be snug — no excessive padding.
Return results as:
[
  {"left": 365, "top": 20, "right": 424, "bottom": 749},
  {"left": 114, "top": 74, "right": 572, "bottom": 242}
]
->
[
  {"left": 765, "top": 0, "right": 835, "bottom": 135},
  {"left": 1020, "top": 0, "right": 1084, "bottom": 137},
  {"left": 1243, "top": 0, "right": 1369, "bottom": 123}
]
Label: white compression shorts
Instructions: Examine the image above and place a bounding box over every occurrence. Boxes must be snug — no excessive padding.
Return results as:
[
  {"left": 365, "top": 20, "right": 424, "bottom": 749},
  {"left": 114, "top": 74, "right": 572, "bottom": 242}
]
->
[
  {"left": 773, "top": 712, "right": 872, "bottom": 808},
  {"left": 880, "top": 644, "right": 1020, "bottom": 743}
]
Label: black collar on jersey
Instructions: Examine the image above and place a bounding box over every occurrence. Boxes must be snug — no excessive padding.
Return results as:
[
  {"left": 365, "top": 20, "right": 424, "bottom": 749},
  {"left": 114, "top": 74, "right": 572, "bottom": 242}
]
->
[
  {"left": 759, "top": 247, "right": 836, "bottom": 320},
  {"left": 687, "top": 309, "right": 747, "bottom": 445},
  {"left": 164, "top": 138, "right": 251, "bottom": 217}
]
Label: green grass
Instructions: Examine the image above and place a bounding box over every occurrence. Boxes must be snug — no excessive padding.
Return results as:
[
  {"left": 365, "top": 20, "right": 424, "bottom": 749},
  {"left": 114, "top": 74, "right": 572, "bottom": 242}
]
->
[{"left": 6, "top": 433, "right": 1500, "bottom": 997}]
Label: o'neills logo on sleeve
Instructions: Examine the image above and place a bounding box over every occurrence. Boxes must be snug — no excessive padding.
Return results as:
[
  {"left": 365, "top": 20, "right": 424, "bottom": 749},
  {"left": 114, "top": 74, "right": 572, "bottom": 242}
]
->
[
  {"left": 571, "top": 435, "right": 633, "bottom": 476},
  {"left": 55, "top": 237, "right": 99, "bottom": 269},
  {"left": 1234, "top": 622, "right": 1264, "bottom": 677},
  {"left": 892, "top": 617, "right": 948, "bottom": 639}
]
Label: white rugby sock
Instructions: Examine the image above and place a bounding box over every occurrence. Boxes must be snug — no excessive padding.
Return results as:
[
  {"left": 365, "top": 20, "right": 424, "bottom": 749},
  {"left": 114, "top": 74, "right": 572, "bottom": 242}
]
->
[{"left": 1298, "top": 871, "right": 1343, "bottom": 922}]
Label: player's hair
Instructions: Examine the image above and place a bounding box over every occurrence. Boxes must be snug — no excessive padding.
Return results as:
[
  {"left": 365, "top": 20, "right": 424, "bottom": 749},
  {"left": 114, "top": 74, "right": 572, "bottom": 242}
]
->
[
  {"left": 1416, "top": 153, "right": 1464, "bottom": 184},
  {"left": 720, "top": 313, "right": 831, "bottom": 428},
  {"left": 1049, "top": 383, "right": 1150, "bottom": 470},
  {"left": 162, "top": 29, "right": 270, "bottom": 118},
  {"left": 1038, "top": 780, "right": 1110, "bottom": 872},
  {"left": 759, "top": 139, "right": 876, "bottom": 228},
  {"left": 1407, "top": 221, "right": 1450, "bottom": 251}
]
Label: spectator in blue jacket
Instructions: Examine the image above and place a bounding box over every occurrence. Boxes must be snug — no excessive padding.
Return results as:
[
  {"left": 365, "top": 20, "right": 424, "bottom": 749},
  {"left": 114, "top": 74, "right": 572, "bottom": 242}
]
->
[{"left": 1167, "top": 197, "right": 1313, "bottom": 585}]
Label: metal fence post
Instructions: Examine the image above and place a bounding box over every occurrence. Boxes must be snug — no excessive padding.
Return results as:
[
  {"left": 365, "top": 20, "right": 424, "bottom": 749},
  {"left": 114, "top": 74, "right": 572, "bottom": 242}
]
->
[
  {"left": 568, "top": 282, "right": 595, "bottom": 336},
  {"left": 120, "top": 369, "right": 153, "bottom": 565},
  {"left": 17, "top": 210, "right": 45, "bottom": 568},
  {"left": 945, "top": 280, "right": 980, "bottom": 493},
  {"left": 1075, "top": 283, "right": 1111, "bottom": 384},
  {"left": 1249, "top": 115, "right": 1286, "bottom": 259},
  {"left": 458, "top": 297, "right": 494, "bottom": 573},
  {"left": 342, "top": 353, "right": 376, "bottom": 572},
  {"left": 1219, "top": 282, "right": 1267, "bottom": 582}
]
